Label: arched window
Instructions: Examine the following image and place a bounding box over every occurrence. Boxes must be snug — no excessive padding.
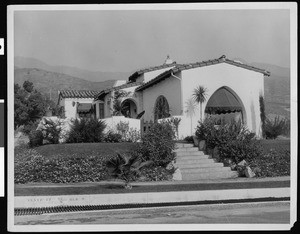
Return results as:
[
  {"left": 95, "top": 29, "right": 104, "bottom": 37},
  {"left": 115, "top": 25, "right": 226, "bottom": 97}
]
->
[{"left": 154, "top": 95, "right": 170, "bottom": 120}]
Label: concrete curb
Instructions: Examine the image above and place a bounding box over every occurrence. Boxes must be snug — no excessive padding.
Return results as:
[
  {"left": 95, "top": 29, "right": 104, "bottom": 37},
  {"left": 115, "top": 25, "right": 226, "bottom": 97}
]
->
[{"left": 15, "top": 187, "right": 290, "bottom": 208}]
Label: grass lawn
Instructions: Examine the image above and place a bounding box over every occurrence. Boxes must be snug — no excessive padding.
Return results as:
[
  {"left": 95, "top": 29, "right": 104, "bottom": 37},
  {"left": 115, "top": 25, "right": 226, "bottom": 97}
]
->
[{"left": 19, "top": 142, "right": 137, "bottom": 159}]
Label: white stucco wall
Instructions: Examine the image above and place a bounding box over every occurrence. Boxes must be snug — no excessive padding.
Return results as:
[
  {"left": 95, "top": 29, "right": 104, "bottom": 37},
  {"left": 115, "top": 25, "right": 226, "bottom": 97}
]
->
[
  {"left": 141, "top": 75, "right": 182, "bottom": 122},
  {"left": 181, "top": 63, "right": 265, "bottom": 136},
  {"left": 60, "top": 98, "right": 94, "bottom": 119}
]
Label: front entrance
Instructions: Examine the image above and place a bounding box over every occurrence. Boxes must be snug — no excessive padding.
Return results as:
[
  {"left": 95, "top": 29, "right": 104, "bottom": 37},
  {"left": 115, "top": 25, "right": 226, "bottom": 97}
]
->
[{"left": 205, "top": 87, "right": 245, "bottom": 125}]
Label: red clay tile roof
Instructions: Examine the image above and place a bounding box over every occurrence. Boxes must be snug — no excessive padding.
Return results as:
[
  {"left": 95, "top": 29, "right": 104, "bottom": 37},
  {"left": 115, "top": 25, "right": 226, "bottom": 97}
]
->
[
  {"left": 128, "top": 62, "right": 177, "bottom": 82},
  {"left": 136, "top": 55, "right": 270, "bottom": 92},
  {"left": 59, "top": 90, "right": 100, "bottom": 99}
]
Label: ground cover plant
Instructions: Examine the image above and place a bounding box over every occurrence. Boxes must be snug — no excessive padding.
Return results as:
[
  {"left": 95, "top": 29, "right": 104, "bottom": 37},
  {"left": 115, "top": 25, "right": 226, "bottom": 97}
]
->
[
  {"left": 248, "top": 139, "right": 290, "bottom": 177},
  {"left": 14, "top": 142, "right": 174, "bottom": 184}
]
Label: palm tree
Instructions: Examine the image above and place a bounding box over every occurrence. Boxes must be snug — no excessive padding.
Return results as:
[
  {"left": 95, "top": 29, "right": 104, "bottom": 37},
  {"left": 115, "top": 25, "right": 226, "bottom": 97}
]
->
[
  {"left": 185, "top": 98, "right": 198, "bottom": 135},
  {"left": 192, "top": 86, "right": 208, "bottom": 122}
]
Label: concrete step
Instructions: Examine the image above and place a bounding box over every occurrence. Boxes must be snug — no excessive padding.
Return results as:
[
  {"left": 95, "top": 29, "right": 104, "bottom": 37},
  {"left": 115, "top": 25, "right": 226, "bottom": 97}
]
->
[
  {"left": 174, "top": 162, "right": 224, "bottom": 169},
  {"left": 175, "top": 143, "right": 194, "bottom": 148},
  {"left": 180, "top": 167, "right": 231, "bottom": 174},
  {"left": 182, "top": 171, "right": 239, "bottom": 180},
  {"left": 176, "top": 154, "right": 210, "bottom": 161},
  {"left": 174, "top": 147, "right": 199, "bottom": 152},
  {"left": 175, "top": 158, "right": 216, "bottom": 164},
  {"left": 176, "top": 151, "right": 205, "bottom": 156}
]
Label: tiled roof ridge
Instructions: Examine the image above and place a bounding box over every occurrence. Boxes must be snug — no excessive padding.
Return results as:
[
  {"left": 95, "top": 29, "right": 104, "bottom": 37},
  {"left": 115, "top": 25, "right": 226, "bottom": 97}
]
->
[
  {"left": 95, "top": 81, "right": 143, "bottom": 100},
  {"left": 128, "top": 62, "right": 177, "bottom": 81},
  {"left": 136, "top": 55, "right": 270, "bottom": 92}
]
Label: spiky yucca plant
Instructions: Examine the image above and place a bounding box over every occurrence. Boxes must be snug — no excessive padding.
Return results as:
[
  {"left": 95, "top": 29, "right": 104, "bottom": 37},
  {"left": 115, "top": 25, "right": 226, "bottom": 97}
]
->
[{"left": 106, "top": 153, "right": 153, "bottom": 189}]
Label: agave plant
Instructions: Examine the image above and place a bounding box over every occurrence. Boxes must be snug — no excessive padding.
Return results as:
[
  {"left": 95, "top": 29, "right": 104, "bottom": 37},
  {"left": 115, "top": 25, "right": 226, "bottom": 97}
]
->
[{"left": 106, "top": 153, "right": 153, "bottom": 189}]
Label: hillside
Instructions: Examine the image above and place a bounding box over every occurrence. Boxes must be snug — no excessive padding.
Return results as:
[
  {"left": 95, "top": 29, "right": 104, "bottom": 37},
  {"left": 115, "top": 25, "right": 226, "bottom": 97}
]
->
[
  {"left": 14, "top": 68, "right": 117, "bottom": 103},
  {"left": 250, "top": 62, "right": 290, "bottom": 119},
  {"left": 15, "top": 56, "right": 131, "bottom": 82}
]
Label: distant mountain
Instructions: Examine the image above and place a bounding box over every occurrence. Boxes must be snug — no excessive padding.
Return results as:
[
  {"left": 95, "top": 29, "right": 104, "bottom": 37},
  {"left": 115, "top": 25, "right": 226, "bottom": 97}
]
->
[
  {"left": 250, "top": 62, "right": 290, "bottom": 119},
  {"left": 14, "top": 56, "right": 131, "bottom": 82},
  {"left": 14, "top": 68, "right": 116, "bottom": 103}
]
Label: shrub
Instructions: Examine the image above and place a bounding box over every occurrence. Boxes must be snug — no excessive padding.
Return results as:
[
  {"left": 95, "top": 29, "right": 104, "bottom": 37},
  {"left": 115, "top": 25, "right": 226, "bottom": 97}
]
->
[
  {"left": 42, "top": 119, "right": 63, "bottom": 144},
  {"left": 166, "top": 117, "right": 181, "bottom": 139},
  {"left": 21, "top": 121, "right": 40, "bottom": 135},
  {"left": 67, "top": 118, "right": 106, "bottom": 143},
  {"left": 183, "top": 136, "right": 194, "bottom": 143},
  {"left": 104, "top": 131, "right": 123, "bottom": 143},
  {"left": 106, "top": 153, "right": 153, "bottom": 189},
  {"left": 195, "top": 118, "right": 262, "bottom": 164},
  {"left": 265, "top": 116, "right": 290, "bottom": 139},
  {"left": 28, "top": 130, "right": 44, "bottom": 148},
  {"left": 115, "top": 121, "right": 141, "bottom": 142},
  {"left": 138, "top": 121, "right": 176, "bottom": 167}
]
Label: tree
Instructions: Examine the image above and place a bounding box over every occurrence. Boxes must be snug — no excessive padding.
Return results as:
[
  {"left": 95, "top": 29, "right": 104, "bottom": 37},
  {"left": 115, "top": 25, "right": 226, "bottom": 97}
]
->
[
  {"left": 23, "top": 80, "right": 34, "bottom": 93},
  {"left": 14, "top": 81, "right": 49, "bottom": 129},
  {"left": 185, "top": 98, "right": 198, "bottom": 135},
  {"left": 192, "top": 85, "right": 208, "bottom": 122},
  {"left": 259, "top": 94, "right": 266, "bottom": 138}
]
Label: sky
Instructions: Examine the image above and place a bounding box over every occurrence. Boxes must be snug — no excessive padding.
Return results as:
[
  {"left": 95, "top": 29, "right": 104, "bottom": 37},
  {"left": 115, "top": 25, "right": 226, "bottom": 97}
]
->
[{"left": 14, "top": 7, "right": 290, "bottom": 73}]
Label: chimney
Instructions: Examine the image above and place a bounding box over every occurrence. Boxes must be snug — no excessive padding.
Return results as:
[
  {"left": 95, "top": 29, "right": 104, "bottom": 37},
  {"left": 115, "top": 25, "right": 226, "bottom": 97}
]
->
[{"left": 164, "top": 55, "right": 174, "bottom": 65}]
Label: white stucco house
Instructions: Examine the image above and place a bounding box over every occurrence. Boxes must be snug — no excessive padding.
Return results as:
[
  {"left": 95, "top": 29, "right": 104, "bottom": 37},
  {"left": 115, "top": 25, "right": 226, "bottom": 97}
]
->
[
  {"left": 58, "top": 55, "right": 270, "bottom": 138},
  {"left": 57, "top": 90, "right": 100, "bottom": 119},
  {"left": 91, "top": 55, "right": 270, "bottom": 138}
]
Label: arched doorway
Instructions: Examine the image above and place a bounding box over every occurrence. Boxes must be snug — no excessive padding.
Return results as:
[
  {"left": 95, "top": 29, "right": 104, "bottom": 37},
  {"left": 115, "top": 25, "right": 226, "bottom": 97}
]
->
[
  {"left": 154, "top": 95, "right": 170, "bottom": 120},
  {"left": 121, "top": 99, "right": 138, "bottom": 118},
  {"left": 205, "top": 87, "right": 245, "bottom": 125}
]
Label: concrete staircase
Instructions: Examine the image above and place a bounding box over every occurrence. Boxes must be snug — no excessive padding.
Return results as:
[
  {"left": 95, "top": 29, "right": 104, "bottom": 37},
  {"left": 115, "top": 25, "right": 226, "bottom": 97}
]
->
[{"left": 174, "top": 143, "right": 238, "bottom": 180}]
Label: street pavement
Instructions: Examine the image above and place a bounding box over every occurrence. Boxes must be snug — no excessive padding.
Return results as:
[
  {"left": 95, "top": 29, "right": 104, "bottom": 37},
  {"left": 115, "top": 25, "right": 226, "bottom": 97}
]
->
[{"left": 14, "top": 201, "right": 290, "bottom": 226}]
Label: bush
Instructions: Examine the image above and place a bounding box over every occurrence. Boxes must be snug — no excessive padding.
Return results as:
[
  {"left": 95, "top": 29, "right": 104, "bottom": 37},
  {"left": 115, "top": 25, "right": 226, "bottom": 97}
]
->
[
  {"left": 183, "top": 136, "right": 194, "bottom": 143},
  {"left": 106, "top": 153, "right": 153, "bottom": 189},
  {"left": 265, "top": 116, "right": 290, "bottom": 139},
  {"left": 21, "top": 121, "right": 40, "bottom": 135},
  {"left": 104, "top": 131, "right": 123, "bottom": 143},
  {"left": 195, "top": 118, "right": 262, "bottom": 164},
  {"left": 42, "top": 119, "right": 63, "bottom": 144},
  {"left": 137, "top": 121, "right": 176, "bottom": 167},
  {"left": 28, "top": 130, "right": 44, "bottom": 148},
  {"left": 115, "top": 121, "right": 141, "bottom": 142},
  {"left": 67, "top": 118, "right": 106, "bottom": 143}
]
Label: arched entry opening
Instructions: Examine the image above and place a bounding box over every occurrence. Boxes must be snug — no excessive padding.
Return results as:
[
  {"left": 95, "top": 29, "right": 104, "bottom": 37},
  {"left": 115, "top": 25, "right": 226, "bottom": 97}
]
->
[
  {"left": 121, "top": 99, "right": 138, "bottom": 118},
  {"left": 205, "top": 87, "right": 246, "bottom": 125},
  {"left": 154, "top": 95, "right": 170, "bottom": 121}
]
